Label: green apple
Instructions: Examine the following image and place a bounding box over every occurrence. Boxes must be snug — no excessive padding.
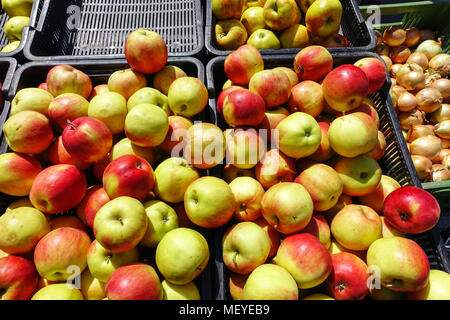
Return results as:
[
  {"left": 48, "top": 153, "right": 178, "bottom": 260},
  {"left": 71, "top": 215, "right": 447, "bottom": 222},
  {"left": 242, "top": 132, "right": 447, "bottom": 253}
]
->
[
  {"left": 1, "top": 0, "right": 34, "bottom": 17},
  {"left": 248, "top": 0, "right": 267, "bottom": 6},
  {"left": 0, "top": 207, "right": 50, "bottom": 255},
  {"left": 153, "top": 65, "right": 187, "bottom": 96},
  {"left": 240, "top": 6, "right": 267, "bottom": 35},
  {"left": 212, "top": 0, "right": 247, "bottom": 20},
  {"left": 168, "top": 77, "right": 208, "bottom": 117},
  {"left": 154, "top": 157, "right": 200, "bottom": 204},
  {"left": 140, "top": 200, "right": 179, "bottom": 248},
  {"left": 229, "top": 176, "right": 265, "bottom": 222},
  {"left": 32, "top": 283, "right": 84, "bottom": 300},
  {"left": 280, "top": 24, "right": 313, "bottom": 48},
  {"left": 1, "top": 40, "right": 20, "bottom": 52},
  {"left": 305, "top": 0, "right": 342, "bottom": 39},
  {"left": 107, "top": 68, "right": 147, "bottom": 100},
  {"left": 110, "top": 137, "right": 155, "bottom": 166},
  {"left": 93, "top": 196, "right": 148, "bottom": 253},
  {"left": 11, "top": 88, "right": 54, "bottom": 116},
  {"left": 124, "top": 103, "right": 169, "bottom": 148},
  {"left": 297, "top": 0, "right": 317, "bottom": 13},
  {"left": 5, "top": 197, "right": 35, "bottom": 212},
  {"left": 161, "top": 280, "right": 200, "bottom": 300},
  {"left": 408, "top": 269, "right": 450, "bottom": 300},
  {"left": 127, "top": 87, "right": 170, "bottom": 115},
  {"left": 86, "top": 239, "right": 139, "bottom": 283},
  {"left": 88, "top": 92, "right": 128, "bottom": 135},
  {"left": 263, "top": 0, "right": 299, "bottom": 31},
  {"left": 155, "top": 228, "right": 209, "bottom": 285},
  {"left": 215, "top": 19, "right": 248, "bottom": 50},
  {"left": 80, "top": 269, "right": 106, "bottom": 300},
  {"left": 247, "top": 29, "right": 280, "bottom": 49},
  {"left": 4, "top": 16, "right": 29, "bottom": 42}
]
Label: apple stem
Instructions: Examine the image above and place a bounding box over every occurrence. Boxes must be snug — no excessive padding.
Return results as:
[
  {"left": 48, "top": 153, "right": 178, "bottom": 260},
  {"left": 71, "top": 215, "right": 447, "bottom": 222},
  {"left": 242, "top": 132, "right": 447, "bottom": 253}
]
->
[{"left": 67, "top": 119, "right": 77, "bottom": 130}]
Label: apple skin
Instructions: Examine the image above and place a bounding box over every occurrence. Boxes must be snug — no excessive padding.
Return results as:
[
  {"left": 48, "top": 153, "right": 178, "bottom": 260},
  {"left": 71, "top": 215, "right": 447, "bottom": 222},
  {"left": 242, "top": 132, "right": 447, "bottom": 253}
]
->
[
  {"left": 274, "top": 67, "right": 299, "bottom": 89},
  {"left": 110, "top": 137, "right": 155, "bottom": 166},
  {"left": 46, "top": 65, "right": 92, "bottom": 99},
  {"left": 155, "top": 228, "right": 210, "bottom": 285},
  {"left": 229, "top": 177, "right": 265, "bottom": 222},
  {"left": 29, "top": 164, "right": 87, "bottom": 214},
  {"left": 48, "top": 136, "right": 91, "bottom": 170},
  {"left": 49, "top": 216, "right": 89, "bottom": 233},
  {"left": 297, "top": 212, "right": 331, "bottom": 249},
  {"left": 105, "top": 263, "right": 162, "bottom": 300},
  {"left": 293, "top": 45, "right": 333, "bottom": 82},
  {"left": 222, "top": 221, "right": 271, "bottom": 275},
  {"left": 184, "top": 176, "right": 236, "bottom": 228},
  {"left": 48, "top": 93, "right": 89, "bottom": 129},
  {"left": 33, "top": 227, "right": 91, "bottom": 281},
  {"left": 358, "top": 175, "right": 401, "bottom": 213},
  {"left": 215, "top": 19, "right": 248, "bottom": 50},
  {"left": 240, "top": 6, "right": 267, "bottom": 35},
  {"left": 223, "top": 163, "right": 255, "bottom": 183},
  {"left": 308, "top": 122, "right": 335, "bottom": 162},
  {"left": 243, "top": 264, "right": 299, "bottom": 300},
  {"left": 280, "top": 24, "right": 313, "bottom": 48},
  {"left": 305, "top": 0, "right": 342, "bottom": 39},
  {"left": 32, "top": 283, "right": 84, "bottom": 300},
  {"left": 287, "top": 80, "right": 324, "bottom": 117},
  {"left": 229, "top": 272, "right": 248, "bottom": 300},
  {"left": 225, "top": 127, "right": 266, "bottom": 169},
  {"left": 212, "top": 0, "right": 247, "bottom": 19},
  {"left": 261, "top": 182, "right": 314, "bottom": 235},
  {"left": 161, "top": 280, "right": 201, "bottom": 300},
  {"left": 407, "top": 269, "right": 450, "bottom": 300},
  {"left": 0, "top": 152, "right": 42, "bottom": 196},
  {"left": 322, "top": 64, "right": 370, "bottom": 113},
  {"left": 0, "top": 256, "right": 38, "bottom": 300},
  {"left": 107, "top": 68, "right": 147, "bottom": 100},
  {"left": 328, "top": 239, "right": 366, "bottom": 263},
  {"left": 354, "top": 57, "right": 387, "bottom": 95},
  {"left": 341, "top": 98, "right": 380, "bottom": 128},
  {"left": 258, "top": 106, "right": 290, "bottom": 143},
  {"left": 249, "top": 69, "right": 291, "bottom": 108},
  {"left": 263, "top": 0, "right": 299, "bottom": 31},
  {"left": 247, "top": 28, "right": 280, "bottom": 50},
  {"left": 93, "top": 196, "right": 148, "bottom": 253},
  {"left": 367, "top": 237, "right": 430, "bottom": 292},
  {"left": 3, "top": 110, "right": 54, "bottom": 155},
  {"left": 80, "top": 269, "right": 106, "bottom": 300},
  {"left": 88, "top": 92, "right": 128, "bottom": 135},
  {"left": 331, "top": 204, "right": 382, "bottom": 251},
  {"left": 127, "top": 86, "right": 170, "bottom": 115},
  {"left": 255, "top": 149, "right": 296, "bottom": 189},
  {"left": 11, "top": 87, "right": 54, "bottom": 116},
  {"left": 222, "top": 89, "right": 266, "bottom": 127},
  {"left": 224, "top": 44, "right": 264, "bottom": 85},
  {"left": 254, "top": 217, "right": 280, "bottom": 258},
  {"left": 325, "top": 252, "right": 369, "bottom": 300},
  {"left": 159, "top": 116, "right": 193, "bottom": 155},
  {"left": 217, "top": 86, "right": 246, "bottom": 116},
  {"left": 382, "top": 186, "right": 441, "bottom": 234},
  {"left": 124, "top": 29, "right": 167, "bottom": 75},
  {"left": 168, "top": 77, "right": 209, "bottom": 117},
  {"left": 153, "top": 65, "right": 187, "bottom": 96},
  {"left": 2, "top": 0, "right": 34, "bottom": 17},
  {"left": 380, "top": 216, "right": 405, "bottom": 238},
  {"left": 273, "top": 233, "right": 332, "bottom": 289},
  {"left": 89, "top": 84, "right": 109, "bottom": 101},
  {"left": 76, "top": 185, "right": 110, "bottom": 228}
]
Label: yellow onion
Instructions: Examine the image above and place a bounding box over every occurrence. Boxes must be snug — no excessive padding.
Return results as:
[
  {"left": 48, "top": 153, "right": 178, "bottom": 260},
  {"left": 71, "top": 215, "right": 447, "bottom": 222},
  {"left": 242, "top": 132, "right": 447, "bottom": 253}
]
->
[
  {"left": 397, "top": 91, "right": 418, "bottom": 112},
  {"left": 390, "top": 85, "right": 407, "bottom": 107},
  {"left": 406, "top": 52, "right": 428, "bottom": 70},
  {"left": 430, "top": 103, "right": 450, "bottom": 123},
  {"left": 404, "top": 27, "right": 421, "bottom": 47},
  {"left": 411, "top": 154, "right": 433, "bottom": 180},
  {"left": 409, "top": 135, "right": 442, "bottom": 160},
  {"left": 398, "top": 108, "right": 426, "bottom": 130},
  {"left": 399, "top": 71, "right": 426, "bottom": 91},
  {"left": 428, "top": 79, "right": 450, "bottom": 99},
  {"left": 407, "top": 124, "right": 435, "bottom": 142},
  {"left": 434, "top": 120, "right": 450, "bottom": 139},
  {"left": 391, "top": 77, "right": 397, "bottom": 86},
  {"left": 390, "top": 64, "right": 403, "bottom": 78},
  {"left": 443, "top": 154, "right": 450, "bottom": 169},
  {"left": 430, "top": 164, "right": 450, "bottom": 182},
  {"left": 437, "top": 149, "right": 450, "bottom": 163},
  {"left": 403, "top": 130, "right": 408, "bottom": 141},
  {"left": 383, "top": 26, "right": 406, "bottom": 47},
  {"left": 415, "top": 40, "right": 442, "bottom": 60},
  {"left": 380, "top": 55, "right": 392, "bottom": 72},
  {"left": 428, "top": 53, "right": 450, "bottom": 77},
  {"left": 375, "top": 44, "right": 391, "bottom": 56},
  {"left": 419, "top": 29, "right": 436, "bottom": 42},
  {"left": 396, "top": 62, "right": 423, "bottom": 80},
  {"left": 442, "top": 138, "right": 450, "bottom": 149},
  {"left": 424, "top": 70, "right": 442, "bottom": 87},
  {"left": 376, "top": 30, "right": 382, "bottom": 46},
  {"left": 416, "top": 87, "right": 443, "bottom": 113},
  {"left": 390, "top": 46, "right": 411, "bottom": 64}
]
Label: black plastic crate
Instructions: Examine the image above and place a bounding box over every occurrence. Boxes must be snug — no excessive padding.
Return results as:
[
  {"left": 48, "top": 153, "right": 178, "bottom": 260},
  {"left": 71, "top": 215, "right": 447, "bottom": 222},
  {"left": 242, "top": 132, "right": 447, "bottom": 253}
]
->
[
  {"left": 205, "top": 0, "right": 377, "bottom": 56},
  {"left": 23, "top": 0, "right": 204, "bottom": 61},
  {"left": 0, "top": 57, "right": 216, "bottom": 300},
  {"left": 206, "top": 52, "right": 450, "bottom": 300},
  {"left": 0, "top": 57, "right": 17, "bottom": 134}
]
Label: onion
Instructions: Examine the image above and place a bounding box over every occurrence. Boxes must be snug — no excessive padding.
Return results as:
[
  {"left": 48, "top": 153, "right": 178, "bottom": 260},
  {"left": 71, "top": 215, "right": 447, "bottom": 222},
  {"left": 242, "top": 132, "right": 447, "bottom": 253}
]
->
[
  {"left": 403, "top": 130, "right": 408, "bottom": 141},
  {"left": 434, "top": 120, "right": 450, "bottom": 139},
  {"left": 375, "top": 44, "right": 391, "bottom": 56},
  {"left": 411, "top": 154, "right": 433, "bottom": 180},
  {"left": 398, "top": 108, "right": 426, "bottom": 130},
  {"left": 428, "top": 79, "right": 450, "bottom": 99},
  {"left": 424, "top": 70, "right": 442, "bottom": 86},
  {"left": 390, "top": 85, "right": 407, "bottom": 107},
  {"left": 437, "top": 149, "right": 450, "bottom": 163},
  {"left": 430, "top": 103, "right": 450, "bottom": 123},
  {"left": 391, "top": 77, "right": 397, "bottom": 86},
  {"left": 390, "top": 46, "right": 411, "bottom": 64},
  {"left": 420, "top": 29, "right": 436, "bottom": 42},
  {"left": 428, "top": 53, "right": 450, "bottom": 77},
  {"left": 404, "top": 27, "right": 421, "bottom": 47},
  {"left": 406, "top": 52, "right": 428, "bottom": 70},
  {"left": 415, "top": 40, "right": 442, "bottom": 60},
  {"left": 410, "top": 135, "right": 442, "bottom": 160},
  {"left": 391, "top": 64, "right": 403, "bottom": 78},
  {"left": 416, "top": 87, "right": 443, "bottom": 113},
  {"left": 376, "top": 30, "right": 382, "bottom": 46},
  {"left": 396, "top": 62, "right": 424, "bottom": 83},
  {"left": 430, "top": 164, "right": 450, "bottom": 182},
  {"left": 383, "top": 26, "right": 406, "bottom": 47},
  {"left": 398, "top": 70, "right": 426, "bottom": 91},
  {"left": 443, "top": 155, "right": 450, "bottom": 169},
  {"left": 442, "top": 138, "right": 450, "bottom": 149},
  {"left": 407, "top": 124, "right": 435, "bottom": 142},
  {"left": 380, "top": 55, "right": 392, "bottom": 72},
  {"left": 397, "top": 92, "right": 418, "bottom": 112}
]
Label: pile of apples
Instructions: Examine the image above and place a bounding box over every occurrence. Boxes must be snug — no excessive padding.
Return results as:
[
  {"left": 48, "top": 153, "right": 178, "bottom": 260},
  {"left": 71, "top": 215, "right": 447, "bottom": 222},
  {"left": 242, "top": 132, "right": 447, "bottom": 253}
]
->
[
  {"left": 0, "top": 29, "right": 216, "bottom": 300},
  {"left": 212, "top": 0, "right": 348, "bottom": 51},
  {"left": 374, "top": 26, "right": 450, "bottom": 182},
  {"left": 215, "top": 44, "right": 450, "bottom": 300},
  {"left": 0, "top": 0, "right": 33, "bottom": 53}
]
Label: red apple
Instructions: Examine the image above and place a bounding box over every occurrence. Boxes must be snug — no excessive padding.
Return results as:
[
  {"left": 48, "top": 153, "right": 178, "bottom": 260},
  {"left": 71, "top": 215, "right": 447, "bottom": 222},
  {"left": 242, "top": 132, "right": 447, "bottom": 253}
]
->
[
  {"left": 358, "top": 175, "right": 401, "bottom": 213},
  {"left": 382, "top": 186, "right": 441, "bottom": 234},
  {"left": 254, "top": 217, "right": 281, "bottom": 259},
  {"left": 293, "top": 45, "right": 333, "bottom": 82},
  {"left": 224, "top": 44, "right": 264, "bottom": 85},
  {"left": 257, "top": 106, "right": 290, "bottom": 143},
  {"left": 255, "top": 149, "right": 297, "bottom": 189},
  {"left": 343, "top": 98, "right": 380, "bottom": 128},
  {"left": 107, "top": 68, "right": 148, "bottom": 100},
  {"left": 159, "top": 115, "right": 193, "bottom": 155},
  {"left": 47, "top": 93, "right": 89, "bottom": 129},
  {"left": 308, "top": 122, "right": 335, "bottom": 162},
  {"left": 49, "top": 216, "right": 89, "bottom": 233},
  {"left": 354, "top": 57, "right": 387, "bottom": 95},
  {"left": 46, "top": 65, "right": 92, "bottom": 99},
  {"left": 249, "top": 69, "right": 292, "bottom": 108},
  {"left": 89, "top": 84, "right": 109, "bottom": 100},
  {"left": 38, "top": 82, "right": 48, "bottom": 91},
  {"left": 222, "top": 89, "right": 266, "bottom": 127},
  {"left": 217, "top": 85, "right": 246, "bottom": 115},
  {"left": 298, "top": 212, "right": 331, "bottom": 249},
  {"left": 48, "top": 136, "right": 91, "bottom": 170},
  {"left": 76, "top": 185, "right": 110, "bottom": 228},
  {"left": 225, "top": 127, "right": 266, "bottom": 169},
  {"left": 287, "top": 80, "right": 324, "bottom": 117},
  {"left": 0, "top": 256, "right": 38, "bottom": 300}
]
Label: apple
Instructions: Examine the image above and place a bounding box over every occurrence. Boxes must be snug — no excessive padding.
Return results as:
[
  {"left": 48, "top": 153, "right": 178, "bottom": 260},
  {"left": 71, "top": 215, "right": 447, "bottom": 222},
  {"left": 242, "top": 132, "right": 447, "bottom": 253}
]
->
[
  {"left": 46, "top": 65, "right": 92, "bottom": 99},
  {"left": 229, "top": 177, "right": 265, "bottom": 222},
  {"left": 124, "top": 29, "right": 167, "bottom": 74},
  {"left": 325, "top": 252, "right": 369, "bottom": 300},
  {"left": 215, "top": 19, "right": 248, "bottom": 50},
  {"left": 225, "top": 127, "right": 266, "bottom": 169},
  {"left": 261, "top": 182, "right": 314, "bottom": 234},
  {"left": 255, "top": 149, "right": 296, "bottom": 189},
  {"left": 407, "top": 269, "right": 450, "bottom": 300},
  {"left": 240, "top": 6, "right": 267, "bottom": 35},
  {"left": 93, "top": 196, "right": 148, "bottom": 253},
  {"left": 243, "top": 264, "right": 298, "bottom": 300},
  {"left": 184, "top": 176, "right": 236, "bottom": 228},
  {"left": 224, "top": 44, "right": 264, "bottom": 86},
  {"left": 263, "top": 0, "right": 299, "bottom": 31},
  {"left": 258, "top": 106, "right": 290, "bottom": 143},
  {"left": 167, "top": 77, "right": 208, "bottom": 117},
  {"left": 308, "top": 122, "right": 335, "bottom": 162},
  {"left": 328, "top": 112, "right": 378, "bottom": 158},
  {"left": 0, "top": 256, "right": 38, "bottom": 300},
  {"left": 354, "top": 57, "right": 387, "bottom": 95},
  {"left": 328, "top": 239, "right": 367, "bottom": 262},
  {"left": 93, "top": 156, "right": 110, "bottom": 182},
  {"left": 105, "top": 263, "right": 162, "bottom": 300},
  {"left": 275, "top": 112, "right": 322, "bottom": 159},
  {"left": 32, "top": 283, "right": 83, "bottom": 300},
  {"left": 88, "top": 92, "right": 128, "bottom": 135},
  {"left": 10, "top": 87, "right": 54, "bottom": 116},
  {"left": 293, "top": 45, "right": 333, "bottom": 82},
  {"left": 305, "top": 0, "right": 342, "bottom": 39},
  {"left": 86, "top": 239, "right": 139, "bottom": 283},
  {"left": 274, "top": 67, "right": 299, "bottom": 89},
  {"left": 358, "top": 175, "right": 401, "bottom": 212},
  {"left": 34, "top": 227, "right": 91, "bottom": 281},
  {"left": 369, "top": 286, "right": 406, "bottom": 300},
  {"left": 298, "top": 212, "right": 331, "bottom": 249},
  {"left": 229, "top": 272, "right": 248, "bottom": 300},
  {"left": 110, "top": 137, "right": 155, "bottom": 166},
  {"left": 248, "top": 0, "right": 268, "bottom": 6},
  {"left": 217, "top": 86, "right": 245, "bottom": 115},
  {"left": 89, "top": 84, "right": 109, "bottom": 100},
  {"left": 380, "top": 216, "right": 405, "bottom": 238},
  {"left": 2, "top": 0, "right": 34, "bottom": 17},
  {"left": 249, "top": 69, "right": 291, "bottom": 108},
  {"left": 0, "top": 40, "right": 20, "bottom": 52},
  {"left": 5, "top": 198, "right": 35, "bottom": 213},
  {"left": 161, "top": 280, "right": 200, "bottom": 300},
  {"left": 107, "top": 68, "right": 147, "bottom": 100},
  {"left": 222, "top": 90, "right": 266, "bottom": 127},
  {"left": 155, "top": 228, "right": 209, "bottom": 285},
  {"left": 0, "top": 152, "right": 42, "bottom": 196},
  {"left": 273, "top": 233, "right": 332, "bottom": 289},
  {"left": 48, "top": 93, "right": 89, "bottom": 129},
  {"left": 316, "top": 33, "right": 349, "bottom": 47},
  {"left": 159, "top": 116, "right": 193, "bottom": 155},
  {"left": 331, "top": 204, "right": 382, "bottom": 251},
  {"left": 212, "top": 0, "right": 247, "bottom": 19},
  {"left": 153, "top": 65, "right": 187, "bottom": 96},
  {"left": 223, "top": 164, "right": 255, "bottom": 183},
  {"left": 48, "top": 136, "right": 91, "bottom": 170},
  {"left": 3, "top": 110, "right": 54, "bottom": 155},
  {"left": 49, "top": 216, "right": 89, "bottom": 233},
  {"left": 322, "top": 193, "right": 353, "bottom": 223},
  {"left": 297, "top": 0, "right": 317, "bottom": 13},
  {"left": 344, "top": 98, "right": 380, "bottom": 128},
  {"left": 280, "top": 24, "right": 313, "bottom": 48},
  {"left": 247, "top": 28, "right": 280, "bottom": 50},
  {"left": 382, "top": 186, "right": 441, "bottom": 234},
  {"left": 124, "top": 103, "right": 169, "bottom": 148},
  {"left": 140, "top": 200, "right": 179, "bottom": 248},
  {"left": 80, "top": 269, "right": 106, "bottom": 300},
  {"left": 366, "top": 237, "right": 430, "bottom": 292},
  {"left": 4, "top": 16, "right": 28, "bottom": 42},
  {"left": 287, "top": 80, "right": 324, "bottom": 117}
]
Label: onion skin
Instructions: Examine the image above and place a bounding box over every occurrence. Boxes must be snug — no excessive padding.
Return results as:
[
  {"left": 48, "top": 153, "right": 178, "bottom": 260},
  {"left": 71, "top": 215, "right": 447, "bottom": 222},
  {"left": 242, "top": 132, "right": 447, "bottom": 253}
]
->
[
  {"left": 376, "top": 30, "right": 382, "bottom": 46},
  {"left": 397, "top": 92, "right": 418, "bottom": 112},
  {"left": 390, "top": 64, "right": 402, "bottom": 78},
  {"left": 407, "top": 124, "right": 435, "bottom": 143},
  {"left": 428, "top": 79, "right": 450, "bottom": 99},
  {"left": 375, "top": 44, "right": 391, "bottom": 57},
  {"left": 428, "top": 54, "right": 450, "bottom": 77},
  {"left": 430, "top": 103, "right": 450, "bottom": 123},
  {"left": 443, "top": 154, "right": 450, "bottom": 169},
  {"left": 434, "top": 120, "right": 450, "bottom": 139},
  {"left": 442, "top": 139, "right": 450, "bottom": 149},
  {"left": 404, "top": 27, "right": 421, "bottom": 47},
  {"left": 383, "top": 26, "right": 406, "bottom": 47},
  {"left": 415, "top": 40, "right": 442, "bottom": 60},
  {"left": 416, "top": 87, "right": 443, "bottom": 113},
  {"left": 390, "top": 46, "right": 411, "bottom": 64},
  {"left": 437, "top": 149, "right": 450, "bottom": 163},
  {"left": 398, "top": 108, "right": 426, "bottom": 130},
  {"left": 399, "top": 70, "right": 426, "bottom": 91},
  {"left": 419, "top": 29, "right": 436, "bottom": 42},
  {"left": 409, "top": 135, "right": 442, "bottom": 161},
  {"left": 396, "top": 62, "right": 423, "bottom": 81},
  {"left": 430, "top": 164, "right": 450, "bottom": 182},
  {"left": 411, "top": 154, "right": 433, "bottom": 180},
  {"left": 406, "top": 52, "right": 428, "bottom": 71}
]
